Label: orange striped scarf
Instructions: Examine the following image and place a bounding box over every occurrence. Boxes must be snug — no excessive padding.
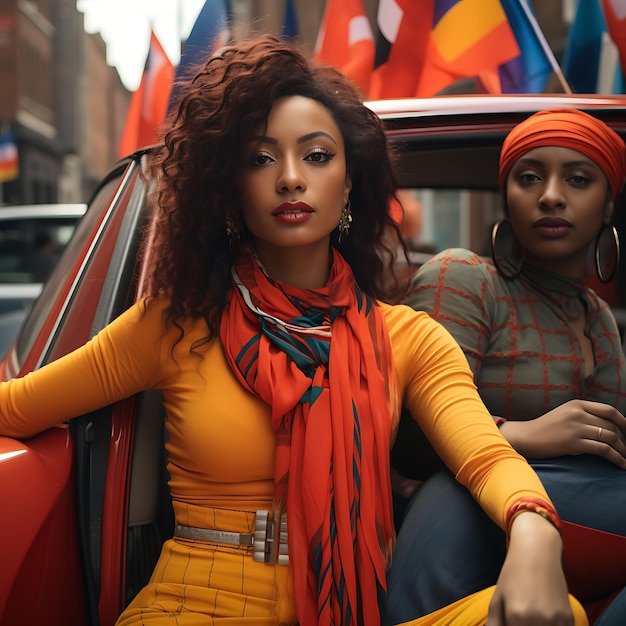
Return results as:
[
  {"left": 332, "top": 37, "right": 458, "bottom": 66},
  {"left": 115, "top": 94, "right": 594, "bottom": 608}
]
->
[{"left": 220, "top": 248, "right": 397, "bottom": 626}]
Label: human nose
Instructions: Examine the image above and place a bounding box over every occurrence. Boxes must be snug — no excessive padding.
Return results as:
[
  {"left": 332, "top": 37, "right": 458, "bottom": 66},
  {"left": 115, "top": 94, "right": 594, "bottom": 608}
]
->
[
  {"left": 276, "top": 154, "right": 306, "bottom": 192},
  {"left": 538, "top": 174, "right": 566, "bottom": 210}
]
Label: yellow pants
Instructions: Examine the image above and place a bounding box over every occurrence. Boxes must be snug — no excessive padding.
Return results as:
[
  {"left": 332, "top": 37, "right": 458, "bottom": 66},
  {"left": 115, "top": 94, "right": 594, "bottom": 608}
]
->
[
  {"left": 116, "top": 503, "right": 588, "bottom": 625},
  {"left": 400, "top": 587, "right": 588, "bottom": 626}
]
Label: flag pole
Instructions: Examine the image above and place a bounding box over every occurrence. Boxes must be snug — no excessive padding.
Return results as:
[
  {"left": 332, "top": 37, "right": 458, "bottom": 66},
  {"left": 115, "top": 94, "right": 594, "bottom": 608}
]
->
[
  {"left": 178, "top": 0, "right": 184, "bottom": 57},
  {"left": 554, "top": 70, "right": 573, "bottom": 94},
  {"left": 519, "top": 0, "right": 572, "bottom": 94}
]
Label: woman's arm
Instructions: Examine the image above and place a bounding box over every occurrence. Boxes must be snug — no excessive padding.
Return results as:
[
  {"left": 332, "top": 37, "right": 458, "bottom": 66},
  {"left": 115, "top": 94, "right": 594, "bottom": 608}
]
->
[
  {"left": 386, "top": 302, "right": 580, "bottom": 623},
  {"left": 487, "top": 511, "right": 575, "bottom": 626},
  {"left": 0, "top": 298, "right": 169, "bottom": 438}
]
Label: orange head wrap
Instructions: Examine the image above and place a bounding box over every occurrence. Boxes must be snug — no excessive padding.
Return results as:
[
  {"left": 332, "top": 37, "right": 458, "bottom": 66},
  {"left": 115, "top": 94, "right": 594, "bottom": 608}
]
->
[{"left": 499, "top": 109, "right": 626, "bottom": 199}]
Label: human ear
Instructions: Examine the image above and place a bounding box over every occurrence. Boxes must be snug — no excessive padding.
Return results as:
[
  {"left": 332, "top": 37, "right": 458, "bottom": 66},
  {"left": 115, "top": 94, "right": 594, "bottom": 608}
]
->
[
  {"left": 604, "top": 196, "right": 615, "bottom": 224},
  {"left": 343, "top": 175, "right": 352, "bottom": 206}
]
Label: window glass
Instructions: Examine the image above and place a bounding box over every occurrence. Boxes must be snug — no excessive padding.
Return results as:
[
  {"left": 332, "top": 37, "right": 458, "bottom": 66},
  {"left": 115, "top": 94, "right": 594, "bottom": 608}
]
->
[
  {"left": 0, "top": 217, "right": 83, "bottom": 284},
  {"left": 399, "top": 188, "right": 502, "bottom": 256},
  {"left": 15, "top": 176, "right": 124, "bottom": 364}
]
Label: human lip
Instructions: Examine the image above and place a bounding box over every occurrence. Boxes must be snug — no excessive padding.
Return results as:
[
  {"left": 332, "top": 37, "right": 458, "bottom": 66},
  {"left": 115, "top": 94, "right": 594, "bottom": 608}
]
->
[
  {"left": 533, "top": 217, "right": 573, "bottom": 237},
  {"left": 272, "top": 202, "right": 314, "bottom": 224}
]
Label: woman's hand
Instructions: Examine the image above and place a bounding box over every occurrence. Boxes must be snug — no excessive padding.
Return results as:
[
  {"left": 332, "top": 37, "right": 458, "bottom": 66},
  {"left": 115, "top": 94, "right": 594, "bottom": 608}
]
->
[
  {"left": 499, "top": 400, "right": 626, "bottom": 468},
  {"left": 486, "top": 512, "right": 574, "bottom": 625}
]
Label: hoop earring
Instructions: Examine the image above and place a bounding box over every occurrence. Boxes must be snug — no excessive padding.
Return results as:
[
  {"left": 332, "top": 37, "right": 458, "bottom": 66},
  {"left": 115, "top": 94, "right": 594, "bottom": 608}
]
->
[
  {"left": 491, "top": 220, "right": 523, "bottom": 280},
  {"left": 338, "top": 201, "right": 352, "bottom": 243},
  {"left": 595, "top": 224, "right": 620, "bottom": 284}
]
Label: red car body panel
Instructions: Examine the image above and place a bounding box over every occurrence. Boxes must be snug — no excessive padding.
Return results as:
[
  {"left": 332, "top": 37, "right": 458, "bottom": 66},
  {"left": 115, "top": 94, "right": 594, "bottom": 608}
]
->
[
  {"left": 0, "top": 425, "right": 88, "bottom": 624},
  {"left": 98, "top": 397, "right": 137, "bottom": 625}
]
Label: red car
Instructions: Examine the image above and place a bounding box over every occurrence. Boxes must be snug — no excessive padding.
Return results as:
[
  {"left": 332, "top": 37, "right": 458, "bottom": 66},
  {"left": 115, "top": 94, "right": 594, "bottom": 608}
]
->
[{"left": 1, "top": 95, "right": 625, "bottom": 626}]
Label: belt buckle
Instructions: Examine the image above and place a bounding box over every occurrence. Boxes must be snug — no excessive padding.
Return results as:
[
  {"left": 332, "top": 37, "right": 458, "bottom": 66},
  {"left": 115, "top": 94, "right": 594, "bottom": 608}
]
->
[{"left": 253, "top": 509, "right": 289, "bottom": 565}]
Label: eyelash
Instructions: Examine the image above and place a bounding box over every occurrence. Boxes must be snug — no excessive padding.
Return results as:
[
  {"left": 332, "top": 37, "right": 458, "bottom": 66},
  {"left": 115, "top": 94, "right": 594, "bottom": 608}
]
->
[
  {"left": 250, "top": 152, "right": 274, "bottom": 166},
  {"left": 305, "top": 148, "right": 335, "bottom": 163},
  {"left": 517, "top": 172, "right": 591, "bottom": 186},
  {"left": 249, "top": 148, "right": 336, "bottom": 167}
]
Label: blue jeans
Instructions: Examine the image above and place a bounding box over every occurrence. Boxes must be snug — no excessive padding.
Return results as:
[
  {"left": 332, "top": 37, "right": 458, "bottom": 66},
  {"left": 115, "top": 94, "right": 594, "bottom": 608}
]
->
[{"left": 386, "top": 455, "right": 626, "bottom": 625}]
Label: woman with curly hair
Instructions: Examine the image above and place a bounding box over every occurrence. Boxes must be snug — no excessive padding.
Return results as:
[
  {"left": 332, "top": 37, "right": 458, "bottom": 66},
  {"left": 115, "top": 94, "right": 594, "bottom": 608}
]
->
[{"left": 0, "top": 35, "right": 586, "bottom": 625}]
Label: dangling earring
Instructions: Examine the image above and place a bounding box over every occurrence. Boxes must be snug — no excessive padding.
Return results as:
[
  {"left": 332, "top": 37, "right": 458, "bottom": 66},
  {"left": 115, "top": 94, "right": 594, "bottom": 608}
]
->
[
  {"left": 226, "top": 212, "right": 241, "bottom": 251},
  {"left": 595, "top": 224, "right": 620, "bottom": 284},
  {"left": 491, "top": 220, "right": 523, "bottom": 279},
  {"left": 338, "top": 201, "right": 352, "bottom": 243}
]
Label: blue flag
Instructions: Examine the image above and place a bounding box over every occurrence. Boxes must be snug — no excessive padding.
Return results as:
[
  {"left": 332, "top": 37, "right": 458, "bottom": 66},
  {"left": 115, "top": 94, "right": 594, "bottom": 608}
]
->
[
  {"left": 167, "top": 0, "right": 231, "bottom": 113},
  {"left": 563, "top": 0, "right": 607, "bottom": 93},
  {"left": 282, "top": 0, "right": 299, "bottom": 40},
  {"left": 498, "top": 0, "right": 555, "bottom": 93}
]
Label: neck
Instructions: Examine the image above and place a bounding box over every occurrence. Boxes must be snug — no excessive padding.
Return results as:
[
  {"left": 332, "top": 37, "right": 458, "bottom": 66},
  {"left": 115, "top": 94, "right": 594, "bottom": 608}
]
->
[
  {"left": 254, "top": 243, "right": 333, "bottom": 289},
  {"left": 522, "top": 252, "right": 587, "bottom": 282}
]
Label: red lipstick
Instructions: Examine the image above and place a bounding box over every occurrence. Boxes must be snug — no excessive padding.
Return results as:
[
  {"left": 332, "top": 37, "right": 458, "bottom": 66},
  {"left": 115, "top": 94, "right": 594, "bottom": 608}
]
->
[{"left": 272, "top": 201, "right": 314, "bottom": 224}]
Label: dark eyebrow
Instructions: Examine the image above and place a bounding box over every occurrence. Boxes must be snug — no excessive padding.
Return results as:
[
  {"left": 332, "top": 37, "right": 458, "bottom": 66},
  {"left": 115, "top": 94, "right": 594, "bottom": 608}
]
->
[
  {"left": 297, "top": 131, "right": 337, "bottom": 146},
  {"left": 250, "top": 131, "right": 338, "bottom": 146},
  {"left": 516, "top": 157, "right": 597, "bottom": 168}
]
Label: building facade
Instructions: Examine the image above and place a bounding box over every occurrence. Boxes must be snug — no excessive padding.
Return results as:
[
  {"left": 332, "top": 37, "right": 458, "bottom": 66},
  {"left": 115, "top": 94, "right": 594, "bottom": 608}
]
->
[
  {"left": 0, "top": 0, "right": 129, "bottom": 206},
  {"left": 0, "top": 0, "right": 579, "bottom": 207}
]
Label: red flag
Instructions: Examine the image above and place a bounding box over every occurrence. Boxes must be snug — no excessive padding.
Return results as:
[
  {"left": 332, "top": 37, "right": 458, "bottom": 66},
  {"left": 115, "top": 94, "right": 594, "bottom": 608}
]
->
[
  {"left": 314, "top": 0, "right": 374, "bottom": 95},
  {"left": 370, "top": 0, "right": 433, "bottom": 99},
  {"left": 118, "top": 32, "right": 174, "bottom": 157},
  {"left": 602, "top": 0, "right": 626, "bottom": 71},
  {"left": 370, "top": 0, "right": 520, "bottom": 99}
]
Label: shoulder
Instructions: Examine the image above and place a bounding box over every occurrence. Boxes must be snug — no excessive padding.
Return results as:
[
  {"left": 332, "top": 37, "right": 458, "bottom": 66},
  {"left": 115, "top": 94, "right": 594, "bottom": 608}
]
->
[
  {"left": 378, "top": 300, "right": 434, "bottom": 329},
  {"left": 414, "top": 248, "right": 493, "bottom": 284},
  {"left": 377, "top": 300, "right": 475, "bottom": 383},
  {"left": 111, "top": 293, "right": 212, "bottom": 346},
  {"left": 407, "top": 248, "right": 498, "bottom": 310},
  {"left": 378, "top": 300, "right": 457, "bottom": 348}
]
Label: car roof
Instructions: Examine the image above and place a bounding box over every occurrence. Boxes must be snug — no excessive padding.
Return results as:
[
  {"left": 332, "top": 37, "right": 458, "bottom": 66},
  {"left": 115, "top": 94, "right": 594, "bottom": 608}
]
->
[
  {"left": 0, "top": 203, "right": 87, "bottom": 220},
  {"left": 366, "top": 93, "right": 626, "bottom": 124},
  {"left": 365, "top": 94, "right": 626, "bottom": 191}
]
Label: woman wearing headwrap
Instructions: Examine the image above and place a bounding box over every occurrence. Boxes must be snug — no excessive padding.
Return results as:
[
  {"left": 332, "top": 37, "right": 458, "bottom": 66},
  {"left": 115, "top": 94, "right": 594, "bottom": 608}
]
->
[{"left": 388, "top": 109, "right": 626, "bottom": 625}]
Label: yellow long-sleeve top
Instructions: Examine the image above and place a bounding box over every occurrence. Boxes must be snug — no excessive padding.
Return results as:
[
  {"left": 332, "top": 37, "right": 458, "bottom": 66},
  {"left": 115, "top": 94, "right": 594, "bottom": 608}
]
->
[{"left": 0, "top": 295, "right": 552, "bottom": 529}]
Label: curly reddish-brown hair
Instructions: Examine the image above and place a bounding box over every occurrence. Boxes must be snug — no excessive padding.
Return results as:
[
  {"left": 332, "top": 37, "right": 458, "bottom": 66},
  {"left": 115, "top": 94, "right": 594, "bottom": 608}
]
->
[{"left": 143, "top": 34, "right": 407, "bottom": 346}]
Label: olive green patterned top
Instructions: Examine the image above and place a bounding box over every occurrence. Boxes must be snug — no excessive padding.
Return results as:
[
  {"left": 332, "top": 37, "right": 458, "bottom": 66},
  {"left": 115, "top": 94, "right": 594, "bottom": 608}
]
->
[{"left": 407, "top": 248, "right": 626, "bottom": 421}]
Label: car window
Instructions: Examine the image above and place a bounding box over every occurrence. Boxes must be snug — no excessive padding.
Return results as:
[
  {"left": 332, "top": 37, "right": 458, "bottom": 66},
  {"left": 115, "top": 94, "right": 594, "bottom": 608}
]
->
[
  {"left": 15, "top": 176, "right": 124, "bottom": 364},
  {"left": 0, "top": 217, "right": 80, "bottom": 284},
  {"left": 400, "top": 188, "right": 502, "bottom": 256}
]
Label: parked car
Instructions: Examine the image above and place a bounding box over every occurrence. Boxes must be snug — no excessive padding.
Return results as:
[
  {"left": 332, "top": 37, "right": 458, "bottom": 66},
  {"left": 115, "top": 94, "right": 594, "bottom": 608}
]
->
[
  {"left": 0, "top": 203, "right": 86, "bottom": 355},
  {"left": 1, "top": 95, "right": 625, "bottom": 626}
]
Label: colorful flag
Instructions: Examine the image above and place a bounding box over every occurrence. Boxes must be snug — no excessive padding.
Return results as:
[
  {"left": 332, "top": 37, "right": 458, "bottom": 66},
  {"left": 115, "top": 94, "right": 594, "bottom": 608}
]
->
[
  {"left": 602, "top": 0, "right": 626, "bottom": 72},
  {"left": 495, "top": 0, "right": 556, "bottom": 93},
  {"left": 118, "top": 32, "right": 174, "bottom": 157},
  {"left": 0, "top": 130, "right": 19, "bottom": 183},
  {"left": 370, "top": 0, "right": 521, "bottom": 99},
  {"left": 369, "top": 0, "right": 433, "bottom": 99},
  {"left": 167, "top": 0, "right": 231, "bottom": 112},
  {"left": 282, "top": 0, "right": 299, "bottom": 40},
  {"left": 563, "top": 0, "right": 607, "bottom": 93},
  {"left": 314, "top": 0, "right": 375, "bottom": 95}
]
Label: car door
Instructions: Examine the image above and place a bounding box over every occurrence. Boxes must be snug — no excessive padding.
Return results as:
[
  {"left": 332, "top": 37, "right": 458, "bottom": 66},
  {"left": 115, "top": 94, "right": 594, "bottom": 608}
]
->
[{"left": 0, "top": 153, "right": 151, "bottom": 626}]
